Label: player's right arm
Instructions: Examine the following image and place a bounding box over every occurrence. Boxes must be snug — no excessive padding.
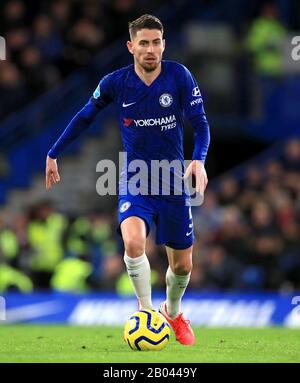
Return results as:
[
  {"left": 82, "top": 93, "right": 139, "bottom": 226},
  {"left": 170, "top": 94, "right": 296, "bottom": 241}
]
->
[{"left": 45, "top": 74, "right": 114, "bottom": 190}]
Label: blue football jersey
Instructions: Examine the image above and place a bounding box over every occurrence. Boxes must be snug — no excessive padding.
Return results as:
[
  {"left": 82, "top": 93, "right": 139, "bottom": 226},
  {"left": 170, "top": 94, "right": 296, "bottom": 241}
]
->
[
  {"left": 48, "top": 60, "right": 210, "bottom": 198},
  {"left": 91, "top": 60, "right": 210, "bottom": 197}
]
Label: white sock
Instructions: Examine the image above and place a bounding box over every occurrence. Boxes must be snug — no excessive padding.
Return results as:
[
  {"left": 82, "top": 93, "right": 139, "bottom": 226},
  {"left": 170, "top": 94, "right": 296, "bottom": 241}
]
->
[
  {"left": 123, "top": 252, "right": 153, "bottom": 310},
  {"left": 166, "top": 266, "right": 191, "bottom": 318}
]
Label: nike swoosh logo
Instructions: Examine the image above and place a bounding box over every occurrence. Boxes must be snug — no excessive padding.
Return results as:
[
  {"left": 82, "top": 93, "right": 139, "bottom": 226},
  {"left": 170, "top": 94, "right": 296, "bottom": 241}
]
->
[
  {"left": 122, "top": 102, "right": 136, "bottom": 107},
  {"left": 186, "top": 230, "right": 193, "bottom": 236},
  {"left": 5, "top": 301, "right": 64, "bottom": 322}
]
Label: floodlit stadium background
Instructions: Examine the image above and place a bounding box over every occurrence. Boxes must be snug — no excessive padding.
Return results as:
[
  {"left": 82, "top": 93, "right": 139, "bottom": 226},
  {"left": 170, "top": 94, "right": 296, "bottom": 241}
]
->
[{"left": 0, "top": 0, "right": 299, "bottom": 327}]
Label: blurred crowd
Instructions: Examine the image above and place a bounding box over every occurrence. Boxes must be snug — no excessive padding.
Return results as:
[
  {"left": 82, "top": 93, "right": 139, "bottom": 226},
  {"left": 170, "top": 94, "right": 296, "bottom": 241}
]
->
[
  {"left": 0, "top": 139, "right": 299, "bottom": 294},
  {"left": 0, "top": 0, "right": 159, "bottom": 119},
  {"left": 0, "top": 202, "right": 124, "bottom": 293},
  {"left": 192, "top": 138, "right": 300, "bottom": 292},
  {"left": 1, "top": 0, "right": 298, "bottom": 120}
]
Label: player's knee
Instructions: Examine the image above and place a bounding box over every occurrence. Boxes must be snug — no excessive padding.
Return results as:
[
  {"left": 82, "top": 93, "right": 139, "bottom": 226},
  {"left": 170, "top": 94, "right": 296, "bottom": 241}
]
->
[
  {"left": 173, "top": 262, "right": 193, "bottom": 276},
  {"left": 124, "top": 235, "right": 146, "bottom": 258}
]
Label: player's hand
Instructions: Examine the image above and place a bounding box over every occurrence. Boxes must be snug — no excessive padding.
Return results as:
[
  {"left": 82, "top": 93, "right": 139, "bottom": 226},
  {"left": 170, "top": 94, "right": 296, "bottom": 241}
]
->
[
  {"left": 184, "top": 160, "right": 208, "bottom": 195},
  {"left": 45, "top": 155, "right": 60, "bottom": 190}
]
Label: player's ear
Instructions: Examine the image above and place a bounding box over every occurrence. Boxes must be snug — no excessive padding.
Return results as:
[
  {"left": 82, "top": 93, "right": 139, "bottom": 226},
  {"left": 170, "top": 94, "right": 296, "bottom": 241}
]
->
[
  {"left": 162, "top": 39, "right": 166, "bottom": 52},
  {"left": 127, "top": 40, "right": 134, "bottom": 55}
]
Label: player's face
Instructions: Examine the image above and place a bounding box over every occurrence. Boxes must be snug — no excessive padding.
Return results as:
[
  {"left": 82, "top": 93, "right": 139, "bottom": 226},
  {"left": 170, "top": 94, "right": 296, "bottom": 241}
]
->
[{"left": 127, "top": 29, "right": 165, "bottom": 72}]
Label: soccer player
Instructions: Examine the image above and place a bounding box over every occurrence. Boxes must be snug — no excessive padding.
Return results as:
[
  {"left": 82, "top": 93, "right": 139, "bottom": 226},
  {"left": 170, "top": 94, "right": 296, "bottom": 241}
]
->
[{"left": 45, "top": 14, "right": 210, "bottom": 345}]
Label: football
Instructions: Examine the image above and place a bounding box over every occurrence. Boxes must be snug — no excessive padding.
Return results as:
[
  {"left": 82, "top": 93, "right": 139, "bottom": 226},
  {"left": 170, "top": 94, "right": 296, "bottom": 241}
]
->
[{"left": 124, "top": 309, "right": 171, "bottom": 351}]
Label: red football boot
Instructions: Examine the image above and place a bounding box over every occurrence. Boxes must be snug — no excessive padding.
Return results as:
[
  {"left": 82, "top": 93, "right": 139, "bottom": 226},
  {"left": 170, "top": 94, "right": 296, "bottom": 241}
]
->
[{"left": 159, "top": 302, "right": 195, "bottom": 345}]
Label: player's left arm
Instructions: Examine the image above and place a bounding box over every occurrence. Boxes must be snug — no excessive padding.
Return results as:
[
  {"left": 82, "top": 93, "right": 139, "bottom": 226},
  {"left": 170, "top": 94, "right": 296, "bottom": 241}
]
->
[{"left": 180, "top": 65, "right": 210, "bottom": 195}]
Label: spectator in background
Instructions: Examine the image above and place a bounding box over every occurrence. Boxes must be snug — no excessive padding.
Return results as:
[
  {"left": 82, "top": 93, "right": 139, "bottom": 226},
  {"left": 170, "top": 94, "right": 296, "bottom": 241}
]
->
[
  {"left": 0, "top": 62, "right": 27, "bottom": 118},
  {"left": 11, "top": 212, "right": 32, "bottom": 275},
  {"left": 250, "top": 200, "right": 279, "bottom": 236},
  {"left": 96, "top": 254, "right": 124, "bottom": 291},
  {"left": 50, "top": 0, "right": 71, "bottom": 35},
  {"left": 64, "top": 18, "right": 105, "bottom": 70},
  {"left": 242, "top": 166, "right": 263, "bottom": 192},
  {"left": 81, "top": 0, "right": 106, "bottom": 26},
  {"left": 2, "top": 0, "right": 27, "bottom": 31},
  {"left": 51, "top": 256, "right": 92, "bottom": 293},
  {"left": 201, "top": 245, "right": 241, "bottom": 290},
  {"left": 27, "top": 201, "right": 67, "bottom": 289},
  {"left": 215, "top": 205, "right": 250, "bottom": 266},
  {"left": 245, "top": 2, "right": 287, "bottom": 117},
  {"left": 193, "top": 190, "right": 223, "bottom": 241},
  {"left": 246, "top": 1, "right": 287, "bottom": 77},
  {"left": 19, "top": 46, "right": 61, "bottom": 99},
  {"left": 0, "top": 211, "right": 33, "bottom": 293},
  {"left": 218, "top": 177, "right": 240, "bottom": 206},
  {"left": 32, "top": 14, "right": 64, "bottom": 63},
  {"left": 5, "top": 27, "right": 30, "bottom": 63},
  {"left": 282, "top": 139, "right": 300, "bottom": 172}
]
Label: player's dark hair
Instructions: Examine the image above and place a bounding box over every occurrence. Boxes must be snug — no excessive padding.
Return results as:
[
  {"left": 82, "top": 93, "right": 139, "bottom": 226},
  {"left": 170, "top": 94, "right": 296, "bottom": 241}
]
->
[{"left": 128, "top": 14, "right": 163, "bottom": 39}]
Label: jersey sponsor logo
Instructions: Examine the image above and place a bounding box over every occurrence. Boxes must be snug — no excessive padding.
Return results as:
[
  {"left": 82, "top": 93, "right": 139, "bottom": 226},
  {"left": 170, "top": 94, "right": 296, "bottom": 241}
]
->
[
  {"left": 192, "top": 87, "right": 201, "bottom": 97},
  {"left": 120, "top": 201, "right": 131, "bottom": 213},
  {"left": 191, "top": 86, "right": 203, "bottom": 106},
  {"left": 123, "top": 118, "right": 133, "bottom": 127},
  {"left": 93, "top": 85, "right": 101, "bottom": 99},
  {"left": 123, "top": 115, "right": 177, "bottom": 131},
  {"left": 159, "top": 93, "right": 173, "bottom": 107},
  {"left": 133, "top": 114, "right": 176, "bottom": 127},
  {"left": 190, "top": 97, "right": 203, "bottom": 106},
  {"left": 122, "top": 101, "right": 136, "bottom": 107}
]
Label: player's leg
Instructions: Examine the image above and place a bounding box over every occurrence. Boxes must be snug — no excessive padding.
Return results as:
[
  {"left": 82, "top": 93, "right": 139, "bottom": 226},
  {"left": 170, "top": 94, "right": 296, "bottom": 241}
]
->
[
  {"left": 155, "top": 198, "right": 195, "bottom": 344},
  {"left": 121, "top": 216, "right": 154, "bottom": 310},
  {"left": 155, "top": 199, "right": 194, "bottom": 317},
  {"left": 159, "top": 244, "right": 195, "bottom": 345},
  {"left": 165, "top": 245, "right": 193, "bottom": 318}
]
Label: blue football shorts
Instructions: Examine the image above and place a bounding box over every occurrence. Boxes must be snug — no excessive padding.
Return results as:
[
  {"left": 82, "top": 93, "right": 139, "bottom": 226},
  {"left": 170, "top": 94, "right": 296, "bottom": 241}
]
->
[{"left": 117, "top": 195, "right": 194, "bottom": 250}]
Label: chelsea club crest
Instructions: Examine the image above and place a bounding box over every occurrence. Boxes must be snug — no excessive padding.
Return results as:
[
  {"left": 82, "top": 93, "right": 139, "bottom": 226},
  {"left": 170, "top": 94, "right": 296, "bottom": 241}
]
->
[
  {"left": 159, "top": 93, "right": 173, "bottom": 107},
  {"left": 120, "top": 201, "right": 131, "bottom": 213}
]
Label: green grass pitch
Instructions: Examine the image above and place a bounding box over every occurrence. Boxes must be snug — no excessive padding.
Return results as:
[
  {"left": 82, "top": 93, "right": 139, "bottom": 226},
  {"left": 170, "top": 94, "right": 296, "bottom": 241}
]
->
[{"left": 0, "top": 325, "right": 299, "bottom": 363}]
